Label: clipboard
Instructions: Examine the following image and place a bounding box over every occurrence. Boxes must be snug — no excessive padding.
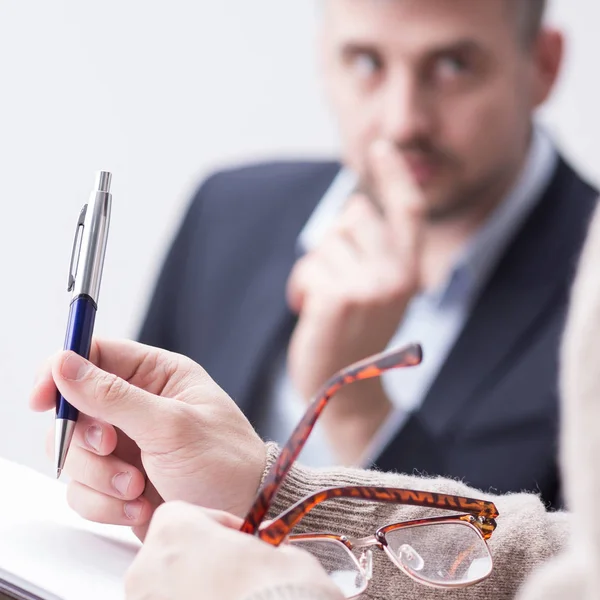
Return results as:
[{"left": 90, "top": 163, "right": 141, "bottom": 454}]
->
[{"left": 0, "top": 567, "right": 62, "bottom": 600}]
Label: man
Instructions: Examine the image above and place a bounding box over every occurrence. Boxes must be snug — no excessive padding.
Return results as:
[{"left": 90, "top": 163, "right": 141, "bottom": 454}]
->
[{"left": 138, "top": 0, "right": 597, "bottom": 508}]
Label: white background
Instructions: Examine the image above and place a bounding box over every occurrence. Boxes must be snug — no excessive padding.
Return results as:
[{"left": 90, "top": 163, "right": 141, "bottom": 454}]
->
[{"left": 0, "top": 0, "right": 598, "bottom": 475}]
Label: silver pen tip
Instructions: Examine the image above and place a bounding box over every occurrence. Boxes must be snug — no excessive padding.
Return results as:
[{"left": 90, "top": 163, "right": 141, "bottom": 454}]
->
[
  {"left": 95, "top": 171, "right": 112, "bottom": 193},
  {"left": 55, "top": 419, "right": 76, "bottom": 478}
]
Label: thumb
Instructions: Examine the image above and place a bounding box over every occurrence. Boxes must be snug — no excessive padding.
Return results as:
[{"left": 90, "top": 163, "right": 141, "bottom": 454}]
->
[
  {"left": 53, "top": 351, "right": 169, "bottom": 442},
  {"left": 195, "top": 507, "right": 245, "bottom": 531}
]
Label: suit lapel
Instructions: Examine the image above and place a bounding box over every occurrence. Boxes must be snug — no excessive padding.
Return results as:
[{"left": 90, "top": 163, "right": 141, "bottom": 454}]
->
[
  {"left": 418, "top": 159, "right": 593, "bottom": 437},
  {"left": 227, "top": 250, "right": 298, "bottom": 422},
  {"left": 219, "top": 164, "right": 341, "bottom": 420}
]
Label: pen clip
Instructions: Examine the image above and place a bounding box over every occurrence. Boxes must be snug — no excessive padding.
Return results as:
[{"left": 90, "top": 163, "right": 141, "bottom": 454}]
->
[{"left": 67, "top": 205, "right": 87, "bottom": 292}]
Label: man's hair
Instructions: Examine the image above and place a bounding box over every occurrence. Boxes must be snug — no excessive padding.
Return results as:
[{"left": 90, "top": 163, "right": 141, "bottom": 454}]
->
[
  {"left": 323, "top": 1, "right": 547, "bottom": 46},
  {"left": 516, "top": 0, "right": 547, "bottom": 45}
]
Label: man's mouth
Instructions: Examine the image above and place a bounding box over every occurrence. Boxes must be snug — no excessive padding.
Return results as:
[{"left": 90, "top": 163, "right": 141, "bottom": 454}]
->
[{"left": 403, "top": 155, "right": 441, "bottom": 185}]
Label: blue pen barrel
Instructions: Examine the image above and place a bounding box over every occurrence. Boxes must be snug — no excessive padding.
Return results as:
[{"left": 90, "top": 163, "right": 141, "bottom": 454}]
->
[{"left": 55, "top": 295, "right": 97, "bottom": 420}]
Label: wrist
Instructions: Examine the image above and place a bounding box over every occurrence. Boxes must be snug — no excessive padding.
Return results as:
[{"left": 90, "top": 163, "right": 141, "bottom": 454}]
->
[{"left": 227, "top": 438, "right": 269, "bottom": 518}]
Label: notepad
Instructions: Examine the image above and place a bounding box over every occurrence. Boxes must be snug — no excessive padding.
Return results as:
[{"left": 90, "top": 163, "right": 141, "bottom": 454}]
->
[{"left": 0, "top": 456, "right": 141, "bottom": 600}]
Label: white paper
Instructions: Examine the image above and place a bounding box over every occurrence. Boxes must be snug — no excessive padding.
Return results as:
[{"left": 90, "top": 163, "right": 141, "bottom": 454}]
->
[{"left": 0, "top": 456, "right": 141, "bottom": 599}]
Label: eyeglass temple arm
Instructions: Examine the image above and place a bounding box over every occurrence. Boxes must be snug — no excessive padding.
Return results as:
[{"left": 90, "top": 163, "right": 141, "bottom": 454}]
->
[
  {"left": 258, "top": 485, "right": 499, "bottom": 546},
  {"left": 240, "top": 343, "right": 423, "bottom": 535}
]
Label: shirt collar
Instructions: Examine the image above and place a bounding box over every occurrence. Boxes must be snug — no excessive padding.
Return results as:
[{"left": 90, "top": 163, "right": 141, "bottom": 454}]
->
[
  {"left": 297, "top": 167, "right": 358, "bottom": 253},
  {"left": 298, "top": 125, "right": 558, "bottom": 306},
  {"left": 440, "top": 125, "right": 558, "bottom": 306}
]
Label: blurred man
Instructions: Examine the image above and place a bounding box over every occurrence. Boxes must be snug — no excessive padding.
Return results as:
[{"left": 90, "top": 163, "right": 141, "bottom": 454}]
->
[{"left": 139, "top": 0, "right": 597, "bottom": 508}]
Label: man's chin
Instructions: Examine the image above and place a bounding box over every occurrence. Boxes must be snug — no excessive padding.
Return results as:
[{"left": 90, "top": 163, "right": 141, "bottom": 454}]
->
[
  {"left": 410, "top": 179, "right": 463, "bottom": 222},
  {"left": 423, "top": 192, "right": 481, "bottom": 224}
]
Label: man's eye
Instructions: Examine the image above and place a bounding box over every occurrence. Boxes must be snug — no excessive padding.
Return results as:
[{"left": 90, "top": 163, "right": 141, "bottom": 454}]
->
[
  {"left": 436, "top": 55, "right": 469, "bottom": 78},
  {"left": 351, "top": 52, "right": 382, "bottom": 78}
]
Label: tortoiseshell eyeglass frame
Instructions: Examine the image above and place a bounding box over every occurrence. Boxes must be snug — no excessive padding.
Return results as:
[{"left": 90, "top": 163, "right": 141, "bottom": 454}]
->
[
  {"left": 237, "top": 341, "right": 500, "bottom": 592},
  {"left": 241, "top": 342, "right": 424, "bottom": 534},
  {"left": 259, "top": 485, "right": 498, "bottom": 592},
  {"left": 258, "top": 485, "right": 498, "bottom": 546}
]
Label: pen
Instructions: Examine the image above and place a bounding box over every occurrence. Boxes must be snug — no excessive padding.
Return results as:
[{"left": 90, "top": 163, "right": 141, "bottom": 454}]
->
[{"left": 55, "top": 171, "right": 113, "bottom": 479}]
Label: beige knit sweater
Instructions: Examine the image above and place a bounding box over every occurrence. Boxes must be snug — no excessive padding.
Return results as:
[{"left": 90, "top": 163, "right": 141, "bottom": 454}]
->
[
  {"left": 515, "top": 201, "right": 600, "bottom": 598},
  {"left": 244, "top": 205, "right": 600, "bottom": 600}
]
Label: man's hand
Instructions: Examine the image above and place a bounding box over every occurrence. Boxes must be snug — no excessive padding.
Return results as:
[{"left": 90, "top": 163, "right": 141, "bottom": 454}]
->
[
  {"left": 30, "top": 339, "right": 267, "bottom": 540},
  {"left": 287, "top": 141, "right": 425, "bottom": 465},
  {"left": 125, "top": 503, "right": 342, "bottom": 600}
]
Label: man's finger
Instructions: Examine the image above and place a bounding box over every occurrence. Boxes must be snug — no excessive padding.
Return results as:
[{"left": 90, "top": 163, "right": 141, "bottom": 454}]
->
[
  {"left": 31, "top": 338, "right": 205, "bottom": 413},
  {"left": 286, "top": 258, "right": 309, "bottom": 314},
  {"left": 30, "top": 362, "right": 60, "bottom": 412},
  {"left": 336, "top": 194, "right": 389, "bottom": 257},
  {"left": 52, "top": 351, "right": 172, "bottom": 442},
  {"left": 67, "top": 481, "right": 153, "bottom": 527},
  {"left": 369, "top": 139, "right": 425, "bottom": 234},
  {"left": 286, "top": 254, "right": 335, "bottom": 314},
  {"left": 286, "top": 256, "right": 323, "bottom": 314},
  {"left": 87, "top": 338, "right": 203, "bottom": 397},
  {"left": 197, "top": 507, "right": 245, "bottom": 530},
  {"left": 369, "top": 140, "right": 425, "bottom": 278},
  {"left": 148, "top": 502, "right": 243, "bottom": 538},
  {"left": 45, "top": 415, "right": 118, "bottom": 457}
]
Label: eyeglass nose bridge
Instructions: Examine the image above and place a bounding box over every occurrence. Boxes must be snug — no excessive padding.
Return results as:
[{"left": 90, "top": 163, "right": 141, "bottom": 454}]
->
[
  {"left": 341, "top": 534, "right": 379, "bottom": 588},
  {"left": 346, "top": 530, "right": 418, "bottom": 585},
  {"left": 345, "top": 533, "right": 384, "bottom": 549}
]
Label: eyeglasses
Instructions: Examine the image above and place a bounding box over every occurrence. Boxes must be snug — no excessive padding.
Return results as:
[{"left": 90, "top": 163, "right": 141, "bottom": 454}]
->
[
  {"left": 241, "top": 343, "right": 499, "bottom": 597},
  {"left": 265, "top": 487, "right": 497, "bottom": 597}
]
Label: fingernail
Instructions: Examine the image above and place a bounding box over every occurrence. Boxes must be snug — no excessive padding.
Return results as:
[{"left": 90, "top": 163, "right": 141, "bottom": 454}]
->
[
  {"left": 60, "top": 353, "right": 90, "bottom": 381},
  {"left": 85, "top": 425, "right": 103, "bottom": 452},
  {"left": 124, "top": 500, "right": 143, "bottom": 521},
  {"left": 113, "top": 472, "right": 132, "bottom": 497}
]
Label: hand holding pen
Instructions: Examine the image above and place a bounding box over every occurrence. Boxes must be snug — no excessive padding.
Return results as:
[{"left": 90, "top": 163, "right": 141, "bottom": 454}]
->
[{"left": 55, "top": 171, "right": 112, "bottom": 478}]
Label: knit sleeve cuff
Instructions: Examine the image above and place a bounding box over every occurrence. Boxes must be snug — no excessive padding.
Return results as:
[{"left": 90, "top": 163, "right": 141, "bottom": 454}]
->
[{"left": 241, "top": 583, "right": 342, "bottom": 600}]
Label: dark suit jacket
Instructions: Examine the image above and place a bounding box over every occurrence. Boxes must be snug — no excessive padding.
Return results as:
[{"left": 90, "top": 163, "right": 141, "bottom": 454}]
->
[{"left": 139, "top": 158, "right": 598, "bottom": 509}]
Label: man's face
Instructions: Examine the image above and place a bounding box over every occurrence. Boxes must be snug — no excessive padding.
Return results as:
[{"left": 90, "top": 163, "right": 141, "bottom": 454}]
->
[{"left": 320, "top": 0, "right": 556, "bottom": 221}]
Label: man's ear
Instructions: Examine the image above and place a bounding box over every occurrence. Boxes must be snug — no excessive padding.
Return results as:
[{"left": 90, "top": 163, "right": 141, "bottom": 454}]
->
[{"left": 531, "top": 28, "right": 564, "bottom": 108}]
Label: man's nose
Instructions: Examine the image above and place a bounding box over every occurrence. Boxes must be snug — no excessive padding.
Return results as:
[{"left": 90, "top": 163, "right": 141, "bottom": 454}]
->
[{"left": 378, "top": 73, "right": 436, "bottom": 146}]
